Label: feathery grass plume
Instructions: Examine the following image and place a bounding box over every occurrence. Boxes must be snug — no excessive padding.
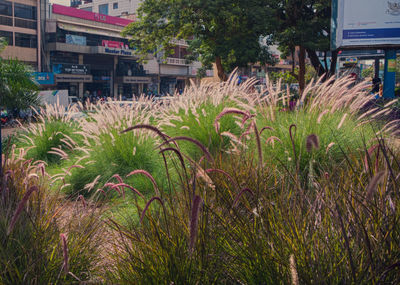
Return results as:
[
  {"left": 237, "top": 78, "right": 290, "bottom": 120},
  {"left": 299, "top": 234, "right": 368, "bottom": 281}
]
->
[
  {"left": 289, "top": 255, "right": 299, "bottom": 285},
  {"left": 126, "top": 169, "right": 160, "bottom": 196},
  {"left": 365, "top": 171, "right": 386, "bottom": 201},
  {"left": 205, "top": 168, "right": 239, "bottom": 191},
  {"left": 111, "top": 183, "right": 144, "bottom": 198},
  {"left": 253, "top": 123, "right": 263, "bottom": 168},
  {"left": 7, "top": 185, "right": 38, "bottom": 235},
  {"left": 364, "top": 144, "right": 380, "bottom": 172},
  {"left": 306, "top": 134, "right": 320, "bottom": 153},
  {"left": 140, "top": 196, "right": 164, "bottom": 223},
  {"left": 326, "top": 142, "right": 335, "bottom": 154},
  {"left": 259, "top": 126, "right": 275, "bottom": 135},
  {"left": 317, "top": 109, "right": 329, "bottom": 124},
  {"left": 233, "top": 188, "right": 254, "bottom": 207},
  {"left": 121, "top": 124, "right": 169, "bottom": 142},
  {"left": 214, "top": 108, "right": 251, "bottom": 133},
  {"left": 60, "top": 233, "right": 69, "bottom": 274},
  {"left": 337, "top": 113, "right": 348, "bottom": 129},
  {"left": 158, "top": 136, "right": 214, "bottom": 164},
  {"left": 189, "top": 195, "right": 202, "bottom": 252}
]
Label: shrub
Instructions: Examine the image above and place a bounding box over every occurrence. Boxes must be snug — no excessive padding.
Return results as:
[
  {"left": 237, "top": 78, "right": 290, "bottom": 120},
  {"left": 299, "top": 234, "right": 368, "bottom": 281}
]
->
[{"left": 0, "top": 146, "right": 105, "bottom": 284}]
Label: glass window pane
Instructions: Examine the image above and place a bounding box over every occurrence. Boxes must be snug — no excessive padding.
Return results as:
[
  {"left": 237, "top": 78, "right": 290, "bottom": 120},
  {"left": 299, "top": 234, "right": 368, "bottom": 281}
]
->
[
  {"left": 0, "top": 30, "right": 12, "bottom": 45},
  {"left": 14, "top": 3, "right": 37, "bottom": 20},
  {"left": 0, "top": 0, "right": 11, "bottom": 16},
  {"left": 15, "top": 33, "right": 37, "bottom": 48},
  {"left": 98, "top": 4, "right": 108, "bottom": 15}
]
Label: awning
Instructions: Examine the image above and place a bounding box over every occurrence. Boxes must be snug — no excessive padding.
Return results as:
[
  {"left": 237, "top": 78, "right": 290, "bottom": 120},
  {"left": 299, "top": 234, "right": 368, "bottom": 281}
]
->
[{"left": 57, "top": 22, "right": 123, "bottom": 38}]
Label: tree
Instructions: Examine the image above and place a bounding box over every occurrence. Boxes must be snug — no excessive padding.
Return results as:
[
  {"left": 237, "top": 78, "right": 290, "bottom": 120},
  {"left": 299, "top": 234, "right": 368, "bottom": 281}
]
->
[
  {"left": 122, "top": 0, "right": 276, "bottom": 81},
  {"left": 267, "top": 0, "right": 337, "bottom": 93},
  {"left": 0, "top": 58, "right": 39, "bottom": 115}
]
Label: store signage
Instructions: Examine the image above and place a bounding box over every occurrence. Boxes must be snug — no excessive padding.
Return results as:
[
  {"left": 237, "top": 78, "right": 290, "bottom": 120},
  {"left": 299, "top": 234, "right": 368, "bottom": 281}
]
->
[
  {"left": 52, "top": 4, "right": 133, "bottom": 27},
  {"left": 53, "top": 63, "right": 90, "bottom": 75},
  {"left": 66, "top": 34, "right": 87, "bottom": 46},
  {"left": 55, "top": 74, "right": 93, "bottom": 83},
  {"left": 332, "top": 0, "right": 400, "bottom": 48},
  {"left": 102, "top": 40, "right": 129, "bottom": 49},
  {"left": 32, "top": 72, "right": 55, "bottom": 85},
  {"left": 104, "top": 47, "right": 133, "bottom": 56},
  {"left": 122, "top": 76, "right": 151, "bottom": 84},
  {"left": 344, "top": 57, "right": 358, "bottom": 64}
]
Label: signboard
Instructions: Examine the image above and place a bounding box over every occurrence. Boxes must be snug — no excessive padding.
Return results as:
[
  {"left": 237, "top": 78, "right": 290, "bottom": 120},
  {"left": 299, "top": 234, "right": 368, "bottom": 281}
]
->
[
  {"left": 55, "top": 74, "right": 93, "bottom": 83},
  {"left": 122, "top": 76, "right": 151, "bottom": 84},
  {"left": 95, "top": 46, "right": 133, "bottom": 56},
  {"left": 38, "top": 90, "right": 69, "bottom": 107},
  {"left": 32, "top": 72, "right": 55, "bottom": 85},
  {"left": 53, "top": 63, "right": 90, "bottom": 75},
  {"left": 332, "top": 0, "right": 400, "bottom": 49},
  {"left": 52, "top": 4, "right": 133, "bottom": 27},
  {"left": 66, "top": 34, "right": 87, "bottom": 46},
  {"left": 102, "top": 40, "right": 129, "bottom": 49}
]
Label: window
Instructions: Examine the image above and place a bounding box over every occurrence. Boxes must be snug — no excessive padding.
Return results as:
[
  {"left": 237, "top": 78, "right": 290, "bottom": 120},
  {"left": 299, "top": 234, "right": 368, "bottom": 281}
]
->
[
  {"left": 81, "top": 7, "right": 92, "bottom": 12},
  {"left": 0, "top": 30, "right": 12, "bottom": 45},
  {"left": 15, "top": 33, "right": 37, "bottom": 48},
  {"left": 14, "top": 3, "right": 37, "bottom": 20},
  {"left": 0, "top": 0, "right": 11, "bottom": 16},
  {"left": 113, "top": 2, "right": 118, "bottom": 9},
  {"left": 98, "top": 4, "right": 108, "bottom": 15}
]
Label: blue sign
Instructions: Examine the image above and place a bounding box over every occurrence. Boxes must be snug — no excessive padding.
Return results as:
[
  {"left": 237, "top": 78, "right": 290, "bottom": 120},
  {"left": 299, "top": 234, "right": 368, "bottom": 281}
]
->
[
  {"left": 33, "top": 72, "right": 55, "bottom": 85},
  {"left": 66, "top": 34, "right": 87, "bottom": 46}
]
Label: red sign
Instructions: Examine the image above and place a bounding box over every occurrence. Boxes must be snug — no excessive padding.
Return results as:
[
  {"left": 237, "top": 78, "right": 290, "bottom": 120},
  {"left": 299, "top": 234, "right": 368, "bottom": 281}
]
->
[
  {"left": 52, "top": 4, "right": 133, "bottom": 27},
  {"left": 102, "top": 40, "right": 129, "bottom": 49}
]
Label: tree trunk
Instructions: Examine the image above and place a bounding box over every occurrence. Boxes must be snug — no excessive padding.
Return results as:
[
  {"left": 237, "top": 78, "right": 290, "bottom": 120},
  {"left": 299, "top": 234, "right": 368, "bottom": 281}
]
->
[
  {"left": 215, "top": 56, "right": 227, "bottom": 81},
  {"left": 328, "top": 50, "right": 338, "bottom": 78},
  {"left": 298, "top": 46, "right": 306, "bottom": 95},
  {"left": 306, "top": 48, "right": 325, "bottom": 77}
]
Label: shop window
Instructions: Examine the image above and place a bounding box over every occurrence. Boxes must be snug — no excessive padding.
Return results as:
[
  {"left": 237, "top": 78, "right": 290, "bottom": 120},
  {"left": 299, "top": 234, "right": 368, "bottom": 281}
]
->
[
  {"left": 14, "top": 3, "right": 37, "bottom": 20},
  {"left": 15, "top": 33, "right": 37, "bottom": 48},
  {"left": 113, "top": 3, "right": 118, "bottom": 9},
  {"left": 98, "top": 4, "right": 108, "bottom": 15},
  {"left": 0, "top": 30, "right": 12, "bottom": 45}
]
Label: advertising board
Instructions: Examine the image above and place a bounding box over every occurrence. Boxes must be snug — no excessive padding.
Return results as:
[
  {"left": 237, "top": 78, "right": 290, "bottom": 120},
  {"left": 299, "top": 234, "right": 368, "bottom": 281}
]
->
[
  {"left": 32, "top": 72, "right": 55, "bottom": 85},
  {"left": 53, "top": 63, "right": 90, "bottom": 75},
  {"left": 332, "top": 0, "right": 400, "bottom": 49},
  {"left": 66, "top": 34, "right": 87, "bottom": 46}
]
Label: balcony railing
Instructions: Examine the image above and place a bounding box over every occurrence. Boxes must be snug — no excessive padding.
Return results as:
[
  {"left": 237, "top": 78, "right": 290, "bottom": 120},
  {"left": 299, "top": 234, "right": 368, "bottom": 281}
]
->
[
  {"left": 170, "top": 39, "right": 189, "bottom": 46},
  {"left": 165, "top": 57, "right": 188, "bottom": 66}
]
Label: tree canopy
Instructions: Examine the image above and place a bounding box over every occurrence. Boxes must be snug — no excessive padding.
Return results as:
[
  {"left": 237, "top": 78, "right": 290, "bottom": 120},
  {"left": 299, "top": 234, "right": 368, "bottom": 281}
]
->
[
  {"left": 0, "top": 45, "right": 39, "bottom": 113},
  {"left": 122, "top": 0, "right": 276, "bottom": 80},
  {"left": 266, "top": 0, "right": 336, "bottom": 91}
]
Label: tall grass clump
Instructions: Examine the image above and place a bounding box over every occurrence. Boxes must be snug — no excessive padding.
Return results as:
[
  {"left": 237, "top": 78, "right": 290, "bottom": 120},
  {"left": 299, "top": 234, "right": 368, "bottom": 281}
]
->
[
  {"left": 63, "top": 99, "right": 166, "bottom": 198},
  {"left": 159, "top": 75, "right": 258, "bottom": 159},
  {"left": 256, "top": 77, "right": 386, "bottom": 179},
  {"left": 16, "top": 103, "right": 84, "bottom": 164},
  {"left": 0, "top": 146, "right": 106, "bottom": 284},
  {"left": 107, "top": 76, "right": 400, "bottom": 284}
]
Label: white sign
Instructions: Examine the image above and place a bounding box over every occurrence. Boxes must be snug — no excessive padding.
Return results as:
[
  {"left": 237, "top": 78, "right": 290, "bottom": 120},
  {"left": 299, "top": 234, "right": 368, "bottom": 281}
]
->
[
  {"left": 122, "top": 76, "right": 152, "bottom": 84},
  {"left": 38, "top": 90, "right": 69, "bottom": 108},
  {"left": 332, "top": 0, "right": 400, "bottom": 48}
]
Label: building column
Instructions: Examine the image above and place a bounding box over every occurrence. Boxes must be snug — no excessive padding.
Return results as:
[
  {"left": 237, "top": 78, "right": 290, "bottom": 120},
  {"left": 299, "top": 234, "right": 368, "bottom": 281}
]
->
[
  {"left": 113, "top": 56, "right": 118, "bottom": 99},
  {"left": 36, "top": 0, "right": 41, "bottom": 72},
  {"left": 383, "top": 50, "right": 396, "bottom": 99},
  {"left": 78, "top": 54, "right": 84, "bottom": 98}
]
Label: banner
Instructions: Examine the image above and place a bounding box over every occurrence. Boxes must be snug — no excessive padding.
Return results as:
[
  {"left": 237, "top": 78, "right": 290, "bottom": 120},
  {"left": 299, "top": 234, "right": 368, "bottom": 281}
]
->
[
  {"left": 53, "top": 63, "right": 90, "bottom": 75},
  {"left": 32, "top": 72, "right": 55, "bottom": 85},
  {"left": 66, "top": 34, "right": 87, "bottom": 46},
  {"left": 332, "top": 0, "right": 400, "bottom": 49}
]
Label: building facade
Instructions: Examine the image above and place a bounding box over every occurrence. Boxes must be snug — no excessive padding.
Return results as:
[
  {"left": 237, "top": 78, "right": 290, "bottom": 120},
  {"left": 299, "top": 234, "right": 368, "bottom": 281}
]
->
[
  {"left": 75, "top": 0, "right": 139, "bottom": 18},
  {"left": 0, "top": 0, "right": 42, "bottom": 70},
  {"left": 43, "top": 3, "right": 156, "bottom": 100}
]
